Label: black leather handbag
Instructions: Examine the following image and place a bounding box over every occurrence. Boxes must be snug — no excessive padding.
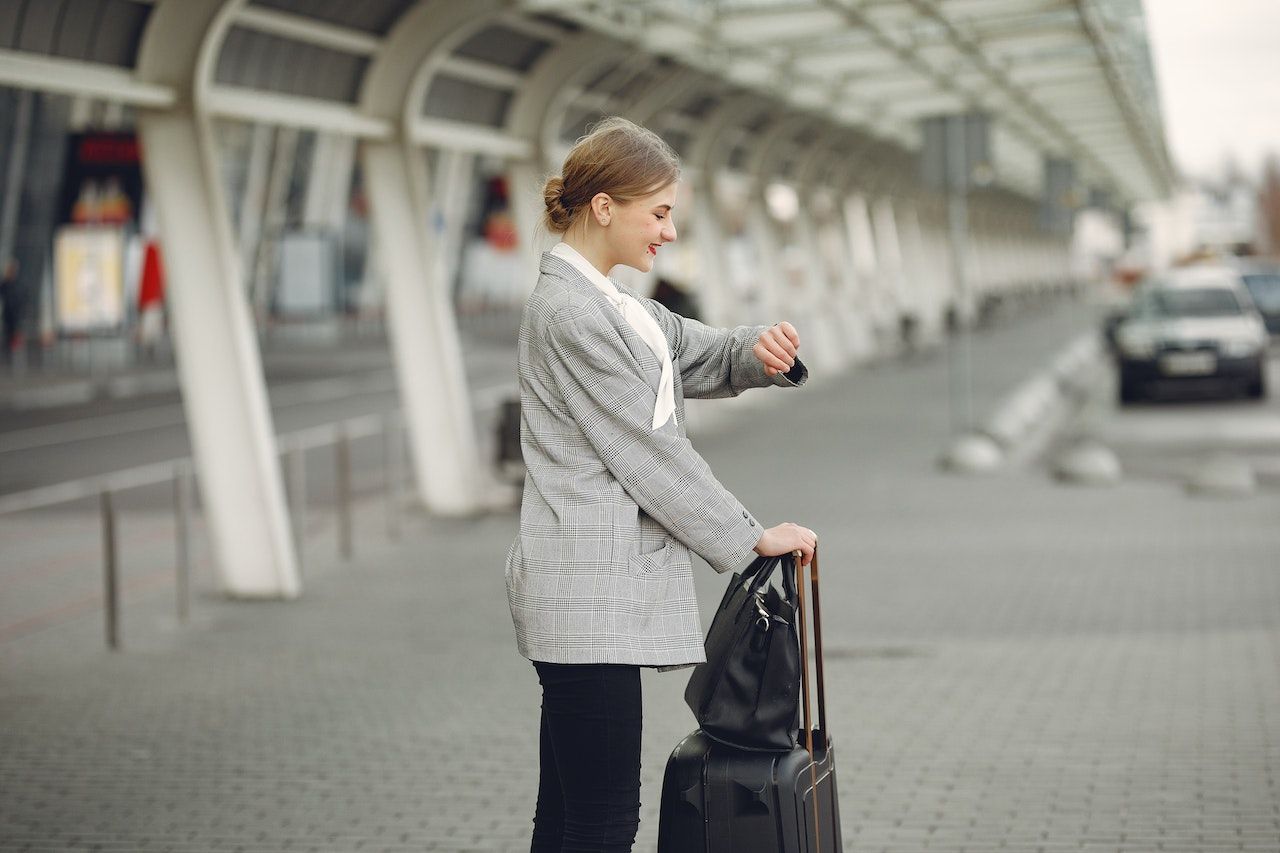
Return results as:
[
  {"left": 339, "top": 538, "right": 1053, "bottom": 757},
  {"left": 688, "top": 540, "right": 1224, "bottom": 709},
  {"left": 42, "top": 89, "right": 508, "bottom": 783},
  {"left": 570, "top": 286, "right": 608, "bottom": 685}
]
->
[{"left": 683, "top": 554, "right": 801, "bottom": 752}]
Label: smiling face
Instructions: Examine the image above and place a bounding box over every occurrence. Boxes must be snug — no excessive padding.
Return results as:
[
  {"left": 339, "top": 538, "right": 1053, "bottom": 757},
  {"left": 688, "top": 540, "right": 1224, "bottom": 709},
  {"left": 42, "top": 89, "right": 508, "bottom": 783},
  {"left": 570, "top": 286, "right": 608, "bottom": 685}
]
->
[{"left": 603, "top": 182, "right": 679, "bottom": 273}]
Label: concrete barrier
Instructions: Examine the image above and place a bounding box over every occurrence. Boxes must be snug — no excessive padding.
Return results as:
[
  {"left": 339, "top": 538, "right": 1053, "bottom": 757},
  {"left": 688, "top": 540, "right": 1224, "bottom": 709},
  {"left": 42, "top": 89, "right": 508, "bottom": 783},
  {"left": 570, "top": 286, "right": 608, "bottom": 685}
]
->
[{"left": 943, "top": 332, "right": 1107, "bottom": 474}]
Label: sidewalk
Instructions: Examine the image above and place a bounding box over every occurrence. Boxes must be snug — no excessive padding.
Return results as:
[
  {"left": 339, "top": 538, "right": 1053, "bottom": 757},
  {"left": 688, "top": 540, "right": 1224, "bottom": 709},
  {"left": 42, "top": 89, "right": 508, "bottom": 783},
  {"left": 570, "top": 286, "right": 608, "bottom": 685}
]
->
[{"left": 2, "top": 300, "right": 1277, "bottom": 853}]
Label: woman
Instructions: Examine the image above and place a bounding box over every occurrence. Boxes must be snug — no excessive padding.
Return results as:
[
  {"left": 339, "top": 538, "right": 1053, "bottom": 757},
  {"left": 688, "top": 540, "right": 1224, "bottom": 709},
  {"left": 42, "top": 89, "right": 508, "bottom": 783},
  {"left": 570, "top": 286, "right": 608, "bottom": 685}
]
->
[{"left": 505, "top": 116, "right": 818, "bottom": 852}]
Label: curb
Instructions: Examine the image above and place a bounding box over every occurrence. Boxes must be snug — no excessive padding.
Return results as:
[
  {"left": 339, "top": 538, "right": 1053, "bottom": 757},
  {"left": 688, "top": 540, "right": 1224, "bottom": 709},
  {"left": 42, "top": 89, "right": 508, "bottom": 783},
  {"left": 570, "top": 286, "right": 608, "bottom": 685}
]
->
[
  {"left": 941, "top": 331, "right": 1108, "bottom": 472},
  {"left": 1, "top": 367, "right": 189, "bottom": 412}
]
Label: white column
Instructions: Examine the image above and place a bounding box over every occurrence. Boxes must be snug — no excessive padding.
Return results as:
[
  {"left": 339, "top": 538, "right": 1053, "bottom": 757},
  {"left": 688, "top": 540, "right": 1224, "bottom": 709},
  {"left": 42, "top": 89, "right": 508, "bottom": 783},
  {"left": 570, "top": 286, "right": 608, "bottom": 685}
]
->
[
  {"left": 898, "top": 204, "right": 933, "bottom": 341},
  {"left": 989, "top": 230, "right": 1007, "bottom": 297},
  {"left": 69, "top": 95, "right": 94, "bottom": 130},
  {"left": 792, "top": 201, "right": 846, "bottom": 373},
  {"left": 363, "top": 141, "right": 484, "bottom": 515},
  {"left": 301, "top": 132, "right": 357, "bottom": 312},
  {"left": 236, "top": 123, "right": 273, "bottom": 289},
  {"left": 136, "top": 114, "right": 298, "bottom": 596},
  {"left": 432, "top": 147, "right": 476, "bottom": 296},
  {"left": 507, "top": 160, "right": 548, "bottom": 296},
  {"left": 135, "top": 0, "right": 298, "bottom": 598},
  {"left": 690, "top": 170, "right": 737, "bottom": 329},
  {"left": 870, "top": 197, "right": 906, "bottom": 350},
  {"left": 252, "top": 127, "right": 298, "bottom": 318},
  {"left": 842, "top": 193, "right": 879, "bottom": 361},
  {"left": 1008, "top": 233, "right": 1020, "bottom": 290},
  {"left": 825, "top": 192, "right": 870, "bottom": 365},
  {"left": 683, "top": 96, "right": 767, "bottom": 330},
  {"left": 102, "top": 100, "right": 127, "bottom": 130},
  {"left": 354, "top": 0, "right": 506, "bottom": 515},
  {"left": 1013, "top": 233, "right": 1027, "bottom": 290},
  {"left": 1039, "top": 240, "right": 1054, "bottom": 286},
  {"left": 743, "top": 199, "right": 784, "bottom": 326},
  {"left": 303, "top": 132, "right": 356, "bottom": 230},
  {"left": 792, "top": 132, "right": 856, "bottom": 374},
  {"left": 741, "top": 119, "right": 806, "bottom": 329}
]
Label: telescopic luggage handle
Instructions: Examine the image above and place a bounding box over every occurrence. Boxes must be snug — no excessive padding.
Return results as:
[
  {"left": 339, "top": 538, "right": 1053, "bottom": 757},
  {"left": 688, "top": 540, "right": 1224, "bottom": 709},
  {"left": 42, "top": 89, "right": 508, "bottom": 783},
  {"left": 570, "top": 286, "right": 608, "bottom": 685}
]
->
[
  {"left": 793, "top": 546, "right": 828, "bottom": 746},
  {"left": 794, "top": 546, "right": 828, "bottom": 851}
]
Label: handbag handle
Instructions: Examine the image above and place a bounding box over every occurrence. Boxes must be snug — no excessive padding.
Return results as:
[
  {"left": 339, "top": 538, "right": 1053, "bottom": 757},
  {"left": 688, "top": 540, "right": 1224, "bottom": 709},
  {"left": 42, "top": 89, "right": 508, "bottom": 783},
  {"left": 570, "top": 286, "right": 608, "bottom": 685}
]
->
[{"left": 740, "top": 553, "right": 797, "bottom": 604}]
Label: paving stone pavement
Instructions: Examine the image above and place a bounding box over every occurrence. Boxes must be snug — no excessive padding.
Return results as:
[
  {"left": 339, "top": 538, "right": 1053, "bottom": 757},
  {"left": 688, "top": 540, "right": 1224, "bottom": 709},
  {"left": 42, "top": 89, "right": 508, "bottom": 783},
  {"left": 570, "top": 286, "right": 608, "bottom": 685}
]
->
[{"left": 2, "top": 300, "right": 1278, "bottom": 853}]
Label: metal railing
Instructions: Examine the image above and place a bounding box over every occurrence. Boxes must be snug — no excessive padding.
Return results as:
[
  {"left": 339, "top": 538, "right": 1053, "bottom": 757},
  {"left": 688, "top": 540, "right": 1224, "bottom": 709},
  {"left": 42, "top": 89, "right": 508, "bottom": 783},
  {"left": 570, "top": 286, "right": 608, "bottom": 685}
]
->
[{"left": 0, "top": 411, "right": 410, "bottom": 650}]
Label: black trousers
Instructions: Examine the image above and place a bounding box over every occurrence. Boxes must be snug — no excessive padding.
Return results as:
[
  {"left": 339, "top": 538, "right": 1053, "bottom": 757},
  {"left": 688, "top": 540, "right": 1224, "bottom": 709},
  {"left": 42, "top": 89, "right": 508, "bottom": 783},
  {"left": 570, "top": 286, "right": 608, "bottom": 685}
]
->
[{"left": 530, "top": 661, "right": 642, "bottom": 853}]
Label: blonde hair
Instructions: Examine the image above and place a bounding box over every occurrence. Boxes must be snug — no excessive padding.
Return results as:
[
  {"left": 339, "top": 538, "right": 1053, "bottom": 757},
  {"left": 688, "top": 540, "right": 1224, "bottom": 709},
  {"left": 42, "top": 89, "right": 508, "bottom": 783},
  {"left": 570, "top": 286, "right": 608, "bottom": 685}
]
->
[{"left": 542, "top": 116, "right": 680, "bottom": 234}]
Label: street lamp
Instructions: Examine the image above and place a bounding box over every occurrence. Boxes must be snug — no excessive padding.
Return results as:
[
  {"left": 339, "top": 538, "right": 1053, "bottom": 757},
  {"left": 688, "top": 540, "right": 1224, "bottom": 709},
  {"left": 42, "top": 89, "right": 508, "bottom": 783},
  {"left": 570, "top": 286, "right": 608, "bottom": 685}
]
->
[{"left": 921, "top": 112, "right": 994, "bottom": 436}]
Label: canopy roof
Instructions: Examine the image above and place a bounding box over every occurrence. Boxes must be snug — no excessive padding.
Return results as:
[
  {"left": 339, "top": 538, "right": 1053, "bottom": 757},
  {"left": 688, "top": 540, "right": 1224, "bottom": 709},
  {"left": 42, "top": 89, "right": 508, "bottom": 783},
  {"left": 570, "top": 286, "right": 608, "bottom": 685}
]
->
[
  {"left": 0, "top": 0, "right": 1174, "bottom": 204},
  {"left": 542, "top": 0, "right": 1173, "bottom": 201}
]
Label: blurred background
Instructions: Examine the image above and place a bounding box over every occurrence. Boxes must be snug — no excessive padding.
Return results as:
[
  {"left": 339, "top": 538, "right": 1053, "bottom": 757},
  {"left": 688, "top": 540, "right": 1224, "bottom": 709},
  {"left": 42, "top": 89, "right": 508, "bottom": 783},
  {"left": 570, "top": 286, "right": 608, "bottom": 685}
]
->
[{"left": 0, "top": 1, "right": 1277, "bottom": 851}]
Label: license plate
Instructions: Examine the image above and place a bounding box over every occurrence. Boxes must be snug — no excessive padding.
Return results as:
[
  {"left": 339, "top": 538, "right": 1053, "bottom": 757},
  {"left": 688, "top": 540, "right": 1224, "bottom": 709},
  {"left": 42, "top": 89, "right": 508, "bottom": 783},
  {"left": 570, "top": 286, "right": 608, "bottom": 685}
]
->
[{"left": 1160, "top": 352, "right": 1216, "bottom": 376}]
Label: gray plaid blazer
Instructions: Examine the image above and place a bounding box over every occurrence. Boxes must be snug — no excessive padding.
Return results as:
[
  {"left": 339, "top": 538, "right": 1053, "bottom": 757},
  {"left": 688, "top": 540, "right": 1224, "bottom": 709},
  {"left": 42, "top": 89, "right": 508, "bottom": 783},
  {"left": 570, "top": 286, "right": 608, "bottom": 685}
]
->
[{"left": 505, "top": 251, "right": 808, "bottom": 668}]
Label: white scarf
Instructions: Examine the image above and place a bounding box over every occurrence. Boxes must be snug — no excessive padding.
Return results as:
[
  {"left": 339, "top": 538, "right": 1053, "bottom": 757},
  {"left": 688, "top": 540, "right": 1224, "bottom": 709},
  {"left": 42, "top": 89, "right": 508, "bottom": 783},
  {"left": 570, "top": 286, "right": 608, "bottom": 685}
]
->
[{"left": 550, "top": 242, "right": 676, "bottom": 430}]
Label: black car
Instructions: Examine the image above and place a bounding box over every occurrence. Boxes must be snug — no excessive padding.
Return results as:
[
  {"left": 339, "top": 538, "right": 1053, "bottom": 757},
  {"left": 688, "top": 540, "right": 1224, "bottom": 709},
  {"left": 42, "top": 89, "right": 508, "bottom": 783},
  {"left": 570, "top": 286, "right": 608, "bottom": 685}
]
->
[{"left": 1238, "top": 261, "right": 1280, "bottom": 336}]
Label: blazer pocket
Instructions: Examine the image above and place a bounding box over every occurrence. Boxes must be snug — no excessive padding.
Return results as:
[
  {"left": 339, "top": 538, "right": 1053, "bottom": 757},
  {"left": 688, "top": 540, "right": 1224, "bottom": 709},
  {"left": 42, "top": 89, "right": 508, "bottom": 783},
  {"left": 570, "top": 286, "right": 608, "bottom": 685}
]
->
[{"left": 627, "top": 539, "right": 674, "bottom": 578}]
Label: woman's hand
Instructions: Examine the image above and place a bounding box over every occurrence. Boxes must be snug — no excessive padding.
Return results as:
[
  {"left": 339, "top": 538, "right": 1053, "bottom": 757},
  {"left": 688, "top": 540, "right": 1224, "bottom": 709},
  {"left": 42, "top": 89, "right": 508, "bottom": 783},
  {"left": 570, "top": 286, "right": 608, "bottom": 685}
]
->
[
  {"left": 754, "top": 322, "right": 800, "bottom": 376},
  {"left": 754, "top": 522, "right": 817, "bottom": 567}
]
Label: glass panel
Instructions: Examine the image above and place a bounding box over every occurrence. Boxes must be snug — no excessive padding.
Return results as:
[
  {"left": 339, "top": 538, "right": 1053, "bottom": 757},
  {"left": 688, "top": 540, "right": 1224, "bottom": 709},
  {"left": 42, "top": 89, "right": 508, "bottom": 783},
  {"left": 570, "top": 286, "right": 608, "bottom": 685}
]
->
[
  {"left": 216, "top": 28, "right": 368, "bottom": 103},
  {"left": 249, "top": 0, "right": 415, "bottom": 35},
  {"left": 453, "top": 25, "right": 551, "bottom": 72},
  {"left": 422, "top": 76, "right": 513, "bottom": 127},
  {"left": 1151, "top": 288, "right": 1243, "bottom": 318},
  {"left": 1242, "top": 274, "right": 1280, "bottom": 312}
]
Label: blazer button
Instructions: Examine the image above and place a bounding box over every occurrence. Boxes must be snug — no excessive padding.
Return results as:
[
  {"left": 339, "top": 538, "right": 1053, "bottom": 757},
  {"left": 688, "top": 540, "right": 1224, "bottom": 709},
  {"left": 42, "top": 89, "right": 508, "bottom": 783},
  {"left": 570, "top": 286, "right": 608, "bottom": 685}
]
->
[
  {"left": 742, "top": 510, "right": 749, "bottom": 518},
  {"left": 748, "top": 519, "right": 756, "bottom": 527}
]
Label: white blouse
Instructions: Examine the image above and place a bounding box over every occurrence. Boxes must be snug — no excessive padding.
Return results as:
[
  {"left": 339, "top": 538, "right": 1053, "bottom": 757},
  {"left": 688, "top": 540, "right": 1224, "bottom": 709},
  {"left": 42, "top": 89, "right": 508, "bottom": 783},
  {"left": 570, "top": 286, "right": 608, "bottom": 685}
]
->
[{"left": 549, "top": 242, "right": 676, "bottom": 430}]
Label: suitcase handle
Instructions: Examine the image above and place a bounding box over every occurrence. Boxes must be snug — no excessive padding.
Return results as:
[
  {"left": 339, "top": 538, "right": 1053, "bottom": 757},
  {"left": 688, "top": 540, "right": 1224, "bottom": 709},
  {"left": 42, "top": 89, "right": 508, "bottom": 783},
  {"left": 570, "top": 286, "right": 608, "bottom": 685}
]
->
[
  {"left": 793, "top": 547, "right": 828, "bottom": 745},
  {"left": 794, "top": 547, "right": 827, "bottom": 852}
]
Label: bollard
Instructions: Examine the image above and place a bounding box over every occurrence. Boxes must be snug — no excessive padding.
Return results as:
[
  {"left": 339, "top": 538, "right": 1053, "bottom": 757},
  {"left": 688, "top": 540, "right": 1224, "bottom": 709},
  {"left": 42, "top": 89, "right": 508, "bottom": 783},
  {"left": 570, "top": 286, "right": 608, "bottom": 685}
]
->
[
  {"left": 288, "top": 443, "right": 307, "bottom": 578},
  {"left": 335, "top": 428, "right": 352, "bottom": 560},
  {"left": 383, "top": 413, "right": 401, "bottom": 541},
  {"left": 174, "top": 462, "right": 192, "bottom": 623},
  {"left": 101, "top": 490, "right": 119, "bottom": 650}
]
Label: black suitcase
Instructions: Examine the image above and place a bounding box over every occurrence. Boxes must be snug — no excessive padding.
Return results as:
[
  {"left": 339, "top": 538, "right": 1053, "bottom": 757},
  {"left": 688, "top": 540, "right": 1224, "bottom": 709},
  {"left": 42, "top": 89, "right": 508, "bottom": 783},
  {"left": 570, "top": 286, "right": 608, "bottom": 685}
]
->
[{"left": 658, "top": 551, "right": 842, "bottom": 853}]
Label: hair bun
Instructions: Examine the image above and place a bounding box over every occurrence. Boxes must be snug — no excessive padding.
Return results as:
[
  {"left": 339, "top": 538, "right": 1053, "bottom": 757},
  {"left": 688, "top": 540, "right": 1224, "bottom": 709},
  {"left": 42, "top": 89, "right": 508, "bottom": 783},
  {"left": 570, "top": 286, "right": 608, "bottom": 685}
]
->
[
  {"left": 542, "top": 175, "right": 575, "bottom": 233},
  {"left": 538, "top": 118, "right": 680, "bottom": 237}
]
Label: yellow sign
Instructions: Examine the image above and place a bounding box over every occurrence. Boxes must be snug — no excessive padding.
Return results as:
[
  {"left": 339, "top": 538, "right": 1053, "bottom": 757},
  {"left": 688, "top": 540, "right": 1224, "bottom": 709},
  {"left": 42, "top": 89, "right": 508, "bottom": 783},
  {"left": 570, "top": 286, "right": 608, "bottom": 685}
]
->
[{"left": 54, "top": 226, "right": 125, "bottom": 332}]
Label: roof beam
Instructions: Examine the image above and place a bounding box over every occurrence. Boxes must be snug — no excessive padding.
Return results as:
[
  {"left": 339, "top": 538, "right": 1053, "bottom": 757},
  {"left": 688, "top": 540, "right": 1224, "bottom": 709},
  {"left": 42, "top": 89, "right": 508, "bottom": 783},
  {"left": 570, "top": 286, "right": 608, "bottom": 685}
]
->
[
  {"left": 437, "top": 56, "right": 525, "bottom": 90},
  {"left": 494, "top": 10, "right": 572, "bottom": 43},
  {"left": 410, "top": 117, "right": 531, "bottom": 157},
  {"left": 714, "top": 6, "right": 848, "bottom": 43},
  {"left": 205, "top": 86, "right": 392, "bottom": 137},
  {"left": 234, "top": 6, "right": 382, "bottom": 56},
  {"left": 0, "top": 48, "right": 175, "bottom": 106}
]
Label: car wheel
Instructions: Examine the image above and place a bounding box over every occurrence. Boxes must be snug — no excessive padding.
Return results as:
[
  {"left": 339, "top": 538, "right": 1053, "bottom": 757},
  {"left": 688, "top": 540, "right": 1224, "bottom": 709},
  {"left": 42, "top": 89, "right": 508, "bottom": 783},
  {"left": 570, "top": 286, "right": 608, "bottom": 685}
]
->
[{"left": 1243, "top": 358, "right": 1267, "bottom": 399}]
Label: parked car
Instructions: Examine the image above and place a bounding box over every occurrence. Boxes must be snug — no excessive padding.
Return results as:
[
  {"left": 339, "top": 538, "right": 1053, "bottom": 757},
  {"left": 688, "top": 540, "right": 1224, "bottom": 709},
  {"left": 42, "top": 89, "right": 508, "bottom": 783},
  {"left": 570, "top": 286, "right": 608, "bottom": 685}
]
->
[
  {"left": 1236, "top": 260, "right": 1280, "bottom": 336},
  {"left": 1113, "top": 266, "right": 1269, "bottom": 403},
  {"left": 1101, "top": 306, "right": 1128, "bottom": 355}
]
